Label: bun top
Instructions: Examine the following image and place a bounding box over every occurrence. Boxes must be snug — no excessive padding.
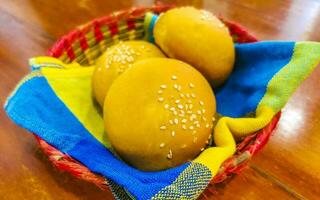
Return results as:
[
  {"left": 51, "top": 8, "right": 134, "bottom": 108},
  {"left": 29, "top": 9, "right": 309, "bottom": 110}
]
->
[
  {"left": 92, "top": 40, "right": 165, "bottom": 107},
  {"left": 104, "top": 58, "right": 216, "bottom": 171},
  {"left": 154, "top": 7, "right": 235, "bottom": 87}
]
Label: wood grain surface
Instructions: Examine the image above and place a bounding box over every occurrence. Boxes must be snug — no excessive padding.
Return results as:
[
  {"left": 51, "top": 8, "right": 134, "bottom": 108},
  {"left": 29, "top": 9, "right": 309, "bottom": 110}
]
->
[{"left": 1, "top": 0, "right": 320, "bottom": 199}]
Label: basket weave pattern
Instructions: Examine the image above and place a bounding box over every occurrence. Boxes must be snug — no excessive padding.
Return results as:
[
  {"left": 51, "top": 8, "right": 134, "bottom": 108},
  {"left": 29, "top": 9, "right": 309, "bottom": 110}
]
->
[{"left": 35, "top": 4, "right": 281, "bottom": 197}]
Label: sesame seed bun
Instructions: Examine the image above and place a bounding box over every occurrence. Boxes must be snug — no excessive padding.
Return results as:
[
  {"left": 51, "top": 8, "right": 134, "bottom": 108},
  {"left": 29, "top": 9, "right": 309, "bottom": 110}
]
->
[
  {"left": 92, "top": 40, "right": 165, "bottom": 107},
  {"left": 154, "top": 7, "right": 235, "bottom": 87},
  {"left": 104, "top": 58, "right": 216, "bottom": 171}
]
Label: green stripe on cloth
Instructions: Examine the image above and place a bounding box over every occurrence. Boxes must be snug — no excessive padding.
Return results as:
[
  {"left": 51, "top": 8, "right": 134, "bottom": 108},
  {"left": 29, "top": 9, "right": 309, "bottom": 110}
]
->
[
  {"left": 151, "top": 163, "right": 212, "bottom": 200},
  {"left": 258, "top": 42, "right": 320, "bottom": 113},
  {"left": 108, "top": 179, "right": 136, "bottom": 200}
]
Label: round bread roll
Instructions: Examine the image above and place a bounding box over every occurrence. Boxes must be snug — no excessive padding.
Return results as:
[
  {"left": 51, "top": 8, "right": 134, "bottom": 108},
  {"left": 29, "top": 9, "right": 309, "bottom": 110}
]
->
[
  {"left": 104, "top": 58, "right": 216, "bottom": 171},
  {"left": 92, "top": 40, "right": 165, "bottom": 107},
  {"left": 154, "top": 7, "right": 235, "bottom": 87}
]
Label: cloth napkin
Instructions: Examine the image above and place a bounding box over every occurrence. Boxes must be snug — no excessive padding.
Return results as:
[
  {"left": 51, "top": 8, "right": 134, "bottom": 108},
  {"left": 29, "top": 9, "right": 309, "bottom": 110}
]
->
[{"left": 5, "top": 40, "right": 320, "bottom": 199}]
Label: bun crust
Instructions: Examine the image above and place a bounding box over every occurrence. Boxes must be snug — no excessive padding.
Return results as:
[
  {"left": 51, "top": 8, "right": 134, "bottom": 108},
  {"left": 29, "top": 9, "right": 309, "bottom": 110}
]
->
[
  {"left": 154, "top": 7, "right": 235, "bottom": 87},
  {"left": 92, "top": 40, "right": 165, "bottom": 107},
  {"left": 104, "top": 58, "right": 216, "bottom": 171}
]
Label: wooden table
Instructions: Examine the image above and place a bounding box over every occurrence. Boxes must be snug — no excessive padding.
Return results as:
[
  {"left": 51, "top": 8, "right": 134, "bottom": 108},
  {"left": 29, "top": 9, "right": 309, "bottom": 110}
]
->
[{"left": 1, "top": 0, "right": 319, "bottom": 199}]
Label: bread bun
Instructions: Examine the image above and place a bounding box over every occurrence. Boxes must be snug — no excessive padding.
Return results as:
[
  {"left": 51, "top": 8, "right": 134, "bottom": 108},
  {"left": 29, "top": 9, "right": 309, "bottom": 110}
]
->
[
  {"left": 104, "top": 58, "right": 216, "bottom": 171},
  {"left": 92, "top": 40, "right": 165, "bottom": 107},
  {"left": 154, "top": 7, "right": 235, "bottom": 87}
]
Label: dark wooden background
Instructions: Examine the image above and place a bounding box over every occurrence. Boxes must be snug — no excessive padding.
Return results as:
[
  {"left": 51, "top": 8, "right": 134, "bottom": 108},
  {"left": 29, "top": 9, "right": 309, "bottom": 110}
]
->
[{"left": 1, "top": 0, "right": 320, "bottom": 199}]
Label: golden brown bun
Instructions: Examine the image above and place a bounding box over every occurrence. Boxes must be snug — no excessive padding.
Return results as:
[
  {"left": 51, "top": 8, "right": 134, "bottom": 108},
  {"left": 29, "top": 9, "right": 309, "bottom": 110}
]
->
[
  {"left": 154, "top": 7, "right": 235, "bottom": 87},
  {"left": 92, "top": 40, "right": 165, "bottom": 107},
  {"left": 104, "top": 58, "right": 216, "bottom": 171}
]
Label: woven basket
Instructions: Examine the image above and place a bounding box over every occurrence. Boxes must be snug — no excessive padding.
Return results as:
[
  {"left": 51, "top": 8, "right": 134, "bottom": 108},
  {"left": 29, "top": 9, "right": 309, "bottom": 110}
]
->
[{"left": 35, "top": 4, "right": 281, "bottom": 199}]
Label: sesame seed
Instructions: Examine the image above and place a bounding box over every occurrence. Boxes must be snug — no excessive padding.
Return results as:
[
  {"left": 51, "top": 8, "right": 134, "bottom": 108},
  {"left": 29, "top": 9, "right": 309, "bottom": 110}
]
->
[
  {"left": 212, "top": 117, "right": 216, "bottom": 122},
  {"left": 158, "top": 90, "right": 163, "bottom": 94},
  {"left": 208, "top": 134, "right": 212, "bottom": 139},
  {"left": 167, "top": 150, "right": 173, "bottom": 159},
  {"left": 169, "top": 120, "right": 174, "bottom": 125},
  {"left": 206, "top": 124, "right": 210, "bottom": 128},
  {"left": 177, "top": 104, "right": 184, "bottom": 109},
  {"left": 173, "top": 84, "right": 178, "bottom": 89},
  {"left": 180, "top": 94, "right": 184, "bottom": 98},
  {"left": 164, "top": 104, "right": 169, "bottom": 109},
  {"left": 205, "top": 140, "right": 209, "bottom": 144},
  {"left": 189, "top": 126, "right": 194, "bottom": 130},
  {"left": 158, "top": 97, "right": 164, "bottom": 102},
  {"left": 171, "top": 75, "right": 177, "bottom": 80},
  {"left": 182, "top": 125, "right": 187, "bottom": 130},
  {"left": 175, "top": 99, "right": 180, "bottom": 104},
  {"left": 189, "top": 104, "right": 193, "bottom": 109},
  {"left": 160, "top": 143, "right": 165, "bottom": 148},
  {"left": 181, "top": 119, "right": 187, "bottom": 123},
  {"left": 170, "top": 107, "right": 176, "bottom": 111},
  {"left": 191, "top": 93, "right": 196, "bottom": 98},
  {"left": 181, "top": 144, "right": 187, "bottom": 149},
  {"left": 190, "top": 115, "right": 196, "bottom": 121},
  {"left": 197, "top": 110, "right": 202, "bottom": 115},
  {"left": 177, "top": 85, "right": 181, "bottom": 91},
  {"left": 193, "top": 137, "right": 198, "bottom": 143},
  {"left": 174, "top": 118, "right": 179, "bottom": 124},
  {"left": 200, "top": 148, "right": 205, "bottom": 152},
  {"left": 199, "top": 101, "right": 204, "bottom": 106},
  {"left": 187, "top": 99, "right": 192, "bottom": 104},
  {"left": 202, "top": 116, "right": 207, "bottom": 121},
  {"left": 160, "top": 84, "right": 167, "bottom": 89},
  {"left": 202, "top": 109, "right": 206, "bottom": 114},
  {"left": 160, "top": 125, "right": 167, "bottom": 130},
  {"left": 179, "top": 113, "right": 184, "bottom": 117},
  {"left": 189, "top": 83, "right": 194, "bottom": 88},
  {"left": 186, "top": 94, "right": 190, "bottom": 98},
  {"left": 187, "top": 110, "right": 192, "bottom": 114},
  {"left": 171, "top": 131, "right": 175, "bottom": 136},
  {"left": 173, "top": 111, "right": 178, "bottom": 115}
]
